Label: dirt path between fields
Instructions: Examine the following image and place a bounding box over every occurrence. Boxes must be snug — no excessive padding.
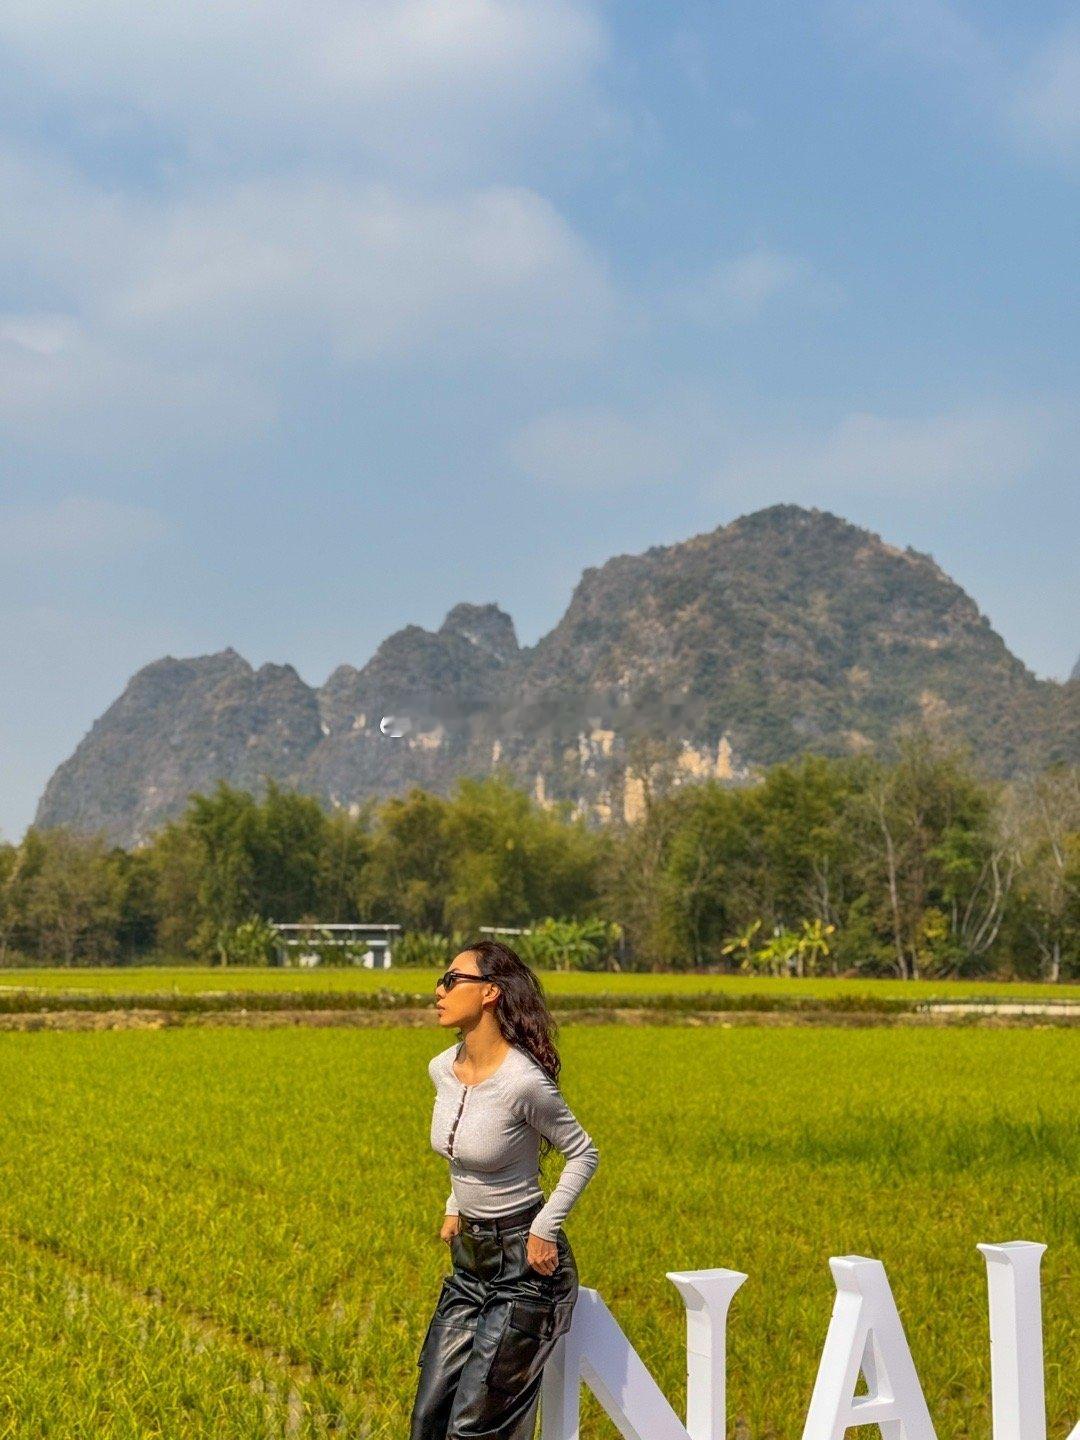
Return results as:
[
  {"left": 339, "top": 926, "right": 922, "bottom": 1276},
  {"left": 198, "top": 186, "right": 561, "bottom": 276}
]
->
[{"left": 0, "top": 1005, "right": 1074, "bottom": 1032}]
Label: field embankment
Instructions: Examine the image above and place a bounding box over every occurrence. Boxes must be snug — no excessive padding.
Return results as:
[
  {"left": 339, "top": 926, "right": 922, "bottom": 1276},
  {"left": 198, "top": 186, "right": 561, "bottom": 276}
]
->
[{"left": 0, "top": 967, "right": 1075, "bottom": 1029}]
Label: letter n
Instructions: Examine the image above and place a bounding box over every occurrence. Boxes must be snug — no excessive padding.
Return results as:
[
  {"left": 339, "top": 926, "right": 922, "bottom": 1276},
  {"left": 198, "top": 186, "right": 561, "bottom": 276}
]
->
[{"left": 540, "top": 1269, "right": 747, "bottom": 1440}]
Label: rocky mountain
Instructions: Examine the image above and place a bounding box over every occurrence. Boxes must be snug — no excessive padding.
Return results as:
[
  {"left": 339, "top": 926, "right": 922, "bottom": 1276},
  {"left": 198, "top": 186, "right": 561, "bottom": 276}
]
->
[
  {"left": 35, "top": 506, "right": 1080, "bottom": 845},
  {"left": 35, "top": 649, "right": 323, "bottom": 844},
  {"left": 1072, "top": 653, "right": 1080, "bottom": 682}
]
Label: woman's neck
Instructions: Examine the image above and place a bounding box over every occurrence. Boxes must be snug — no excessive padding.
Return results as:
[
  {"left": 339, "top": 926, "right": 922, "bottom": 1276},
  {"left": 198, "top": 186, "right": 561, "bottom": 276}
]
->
[{"left": 456, "top": 1028, "right": 512, "bottom": 1071}]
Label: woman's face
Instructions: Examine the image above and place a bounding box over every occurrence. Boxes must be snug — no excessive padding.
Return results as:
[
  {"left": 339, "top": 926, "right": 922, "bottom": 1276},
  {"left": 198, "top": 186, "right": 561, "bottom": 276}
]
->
[{"left": 434, "top": 949, "right": 500, "bottom": 1028}]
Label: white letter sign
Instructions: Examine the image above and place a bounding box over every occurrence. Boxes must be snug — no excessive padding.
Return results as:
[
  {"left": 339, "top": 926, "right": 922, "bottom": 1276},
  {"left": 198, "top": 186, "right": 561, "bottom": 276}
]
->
[
  {"left": 536, "top": 1242, "right": 1074, "bottom": 1440},
  {"left": 979, "top": 1241, "right": 1079, "bottom": 1440},
  {"left": 801, "top": 1256, "right": 936, "bottom": 1440},
  {"left": 540, "top": 1268, "right": 747, "bottom": 1440}
]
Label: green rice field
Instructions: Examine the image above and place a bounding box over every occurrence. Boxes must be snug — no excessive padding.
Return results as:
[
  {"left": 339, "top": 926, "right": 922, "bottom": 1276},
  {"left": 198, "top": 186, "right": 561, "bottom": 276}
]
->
[
  {"left": 0, "top": 1024, "right": 1074, "bottom": 1437},
  {"left": 0, "top": 965, "right": 1078, "bottom": 1003}
]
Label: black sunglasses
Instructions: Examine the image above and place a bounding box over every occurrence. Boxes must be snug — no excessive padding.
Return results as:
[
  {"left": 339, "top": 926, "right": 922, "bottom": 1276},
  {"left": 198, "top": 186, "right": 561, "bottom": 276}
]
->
[{"left": 435, "top": 970, "right": 490, "bottom": 993}]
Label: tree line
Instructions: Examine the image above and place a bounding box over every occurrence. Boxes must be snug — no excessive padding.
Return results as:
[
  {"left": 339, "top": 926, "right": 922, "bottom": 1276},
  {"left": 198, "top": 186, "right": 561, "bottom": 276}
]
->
[{"left": 1, "top": 733, "right": 1077, "bottom": 979}]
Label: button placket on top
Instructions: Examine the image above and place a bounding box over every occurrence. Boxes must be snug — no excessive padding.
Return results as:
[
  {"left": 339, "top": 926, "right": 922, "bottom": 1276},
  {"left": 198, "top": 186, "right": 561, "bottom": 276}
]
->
[{"left": 446, "top": 1085, "right": 468, "bottom": 1158}]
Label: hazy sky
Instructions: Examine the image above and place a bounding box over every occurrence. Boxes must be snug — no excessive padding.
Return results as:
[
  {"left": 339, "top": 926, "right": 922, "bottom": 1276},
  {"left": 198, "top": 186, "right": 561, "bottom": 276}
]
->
[{"left": 1, "top": 0, "right": 1078, "bottom": 841}]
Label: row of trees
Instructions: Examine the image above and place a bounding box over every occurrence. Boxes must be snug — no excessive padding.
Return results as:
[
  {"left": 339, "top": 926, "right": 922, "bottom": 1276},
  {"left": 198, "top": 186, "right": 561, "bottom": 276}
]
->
[
  {"left": 610, "top": 739, "right": 1078, "bottom": 980},
  {"left": 1, "top": 734, "right": 1077, "bottom": 978}
]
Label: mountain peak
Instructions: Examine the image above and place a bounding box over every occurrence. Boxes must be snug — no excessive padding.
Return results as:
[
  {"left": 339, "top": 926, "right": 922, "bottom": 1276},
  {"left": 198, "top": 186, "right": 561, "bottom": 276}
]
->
[{"left": 439, "top": 603, "right": 519, "bottom": 664}]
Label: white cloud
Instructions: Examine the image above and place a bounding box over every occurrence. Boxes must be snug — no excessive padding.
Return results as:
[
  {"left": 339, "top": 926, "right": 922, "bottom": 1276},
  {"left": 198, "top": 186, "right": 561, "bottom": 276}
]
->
[
  {"left": 316, "top": 0, "right": 603, "bottom": 96},
  {"left": 837, "top": 0, "right": 992, "bottom": 72},
  {"left": 835, "top": 2, "right": 1080, "bottom": 168},
  {"left": 107, "top": 178, "right": 614, "bottom": 365},
  {"left": 0, "top": 314, "right": 78, "bottom": 357},
  {"left": 510, "top": 388, "right": 733, "bottom": 489},
  {"left": 0, "top": 144, "right": 612, "bottom": 442},
  {"left": 1008, "top": 27, "right": 1080, "bottom": 163},
  {"left": 0, "top": 0, "right": 615, "bottom": 451},
  {"left": 719, "top": 404, "right": 1054, "bottom": 497},
  {"left": 511, "top": 391, "right": 1070, "bottom": 497},
  {"left": 0, "top": 306, "right": 270, "bottom": 445},
  {"left": 680, "top": 249, "right": 844, "bottom": 322},
  {"left": 0, "top": 496, "right": 169, "bottom": 561},
  {"left": 0, "top": 0, "right": 606, "bottom": 169}
]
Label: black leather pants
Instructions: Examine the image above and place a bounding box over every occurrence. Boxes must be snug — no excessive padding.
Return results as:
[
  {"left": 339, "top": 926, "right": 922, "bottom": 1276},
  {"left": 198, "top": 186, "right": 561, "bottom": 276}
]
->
[{"left": 409, "top": 1200, "right": 579, "bottom": 1440}]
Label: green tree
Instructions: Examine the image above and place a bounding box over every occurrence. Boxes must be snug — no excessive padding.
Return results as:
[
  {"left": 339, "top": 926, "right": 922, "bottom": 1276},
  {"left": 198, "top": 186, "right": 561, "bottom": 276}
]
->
[
  {"left": 149, "top": 819, "right": 204, "bottom": 957},
  {"left": 848, "top": 730, "right": 1011, "bottom": 978},
  {"left": 15, "top": 828, "right": 124, "bottom": 964},
  {"left": 647, "top": 783, "right": 748, "bottom": 968},
  {"left": 747, "top": 754, "right": 863, "bottom": 941},
  {"left": 185, "top": 784, "right": 263, "bottom": 961},
  {"left": 794, "top": 918, "right": 836, "bottom": 977},
  {"left": 359, "top": 788, "right": 455, "bottom": 931},
  {"left": 442, "top": 776, "right": 602, "bottom": 933},
  {"left": 111, "top": 846, "right": 160, "bottom": 959},
  {"left": 1006, "top": 765, "right": 1080, "bottom": 981},
  {"left": 0, "top": 841, "right": 20, "bottom": 962},
  {"left": 604, "top": 755, "right": 868, "bottom": 971},
  {"left": 516, "top": 917, "right": 622, "bottom": 972},
  {"left": 315, "top": 808, "right": 374, "bottom": 921},
  {"left": 720, "top": 919, "right": 763, "bottom": 972},
  {"left": 251, "top": 782, "right": 330, "bottom": 920}
]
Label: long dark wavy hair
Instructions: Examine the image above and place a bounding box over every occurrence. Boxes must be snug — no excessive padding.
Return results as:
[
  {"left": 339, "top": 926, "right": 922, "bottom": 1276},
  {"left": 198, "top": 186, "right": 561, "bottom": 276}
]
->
[{"left": 459, "top": 938, "right": 562, "bottom": 1162}]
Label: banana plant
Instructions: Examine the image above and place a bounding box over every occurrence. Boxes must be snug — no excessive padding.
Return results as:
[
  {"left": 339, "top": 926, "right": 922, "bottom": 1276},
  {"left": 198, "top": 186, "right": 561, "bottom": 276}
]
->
[
  {"left": 720, "top": 919, "right": 763, "bottom": 974},
  {"left": 795, "top": 918, "right": 836, "bottom": 977}
]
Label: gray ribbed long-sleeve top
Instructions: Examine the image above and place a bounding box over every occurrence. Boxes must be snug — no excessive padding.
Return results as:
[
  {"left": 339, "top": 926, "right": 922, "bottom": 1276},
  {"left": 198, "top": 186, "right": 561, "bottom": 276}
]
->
[{"left": 427, "top": 1041, "right": 599, "bottom": 1242}]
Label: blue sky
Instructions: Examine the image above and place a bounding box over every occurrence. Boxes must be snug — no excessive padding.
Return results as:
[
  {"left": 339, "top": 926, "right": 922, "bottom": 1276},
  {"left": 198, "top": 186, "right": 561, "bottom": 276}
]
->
[{"left": 1, "top": 0, "right": 1078, "bottom": 841}]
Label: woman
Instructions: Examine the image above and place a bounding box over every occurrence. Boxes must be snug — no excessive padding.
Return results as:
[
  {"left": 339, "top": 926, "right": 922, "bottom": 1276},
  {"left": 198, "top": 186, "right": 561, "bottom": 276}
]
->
[{"left": 409, "top": 939, "right": 600, "bottom": 1440}]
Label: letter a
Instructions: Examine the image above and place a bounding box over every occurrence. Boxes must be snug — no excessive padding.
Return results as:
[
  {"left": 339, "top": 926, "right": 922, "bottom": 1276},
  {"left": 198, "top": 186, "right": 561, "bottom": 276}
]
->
[{"left": 802, "top": 1256, "right": 936, "bottom": 1440}]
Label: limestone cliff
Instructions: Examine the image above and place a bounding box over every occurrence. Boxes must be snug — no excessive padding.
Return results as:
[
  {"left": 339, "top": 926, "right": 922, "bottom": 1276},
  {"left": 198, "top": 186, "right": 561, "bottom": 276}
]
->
[{"left": 35, "top": 507, "right": 1079, "bottom": 844}]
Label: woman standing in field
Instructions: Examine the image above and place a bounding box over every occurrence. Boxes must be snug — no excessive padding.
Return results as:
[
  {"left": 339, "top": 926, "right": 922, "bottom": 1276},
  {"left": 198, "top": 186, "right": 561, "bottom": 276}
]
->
[{"left": 409, "top": 939, "right": 599, "bottom": 1440}]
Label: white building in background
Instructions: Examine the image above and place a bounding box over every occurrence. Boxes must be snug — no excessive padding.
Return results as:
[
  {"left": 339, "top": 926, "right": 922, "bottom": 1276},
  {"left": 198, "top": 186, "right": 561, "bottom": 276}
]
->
[{"left": 269, "top": 922, "right": 401, "bottom": 968}]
